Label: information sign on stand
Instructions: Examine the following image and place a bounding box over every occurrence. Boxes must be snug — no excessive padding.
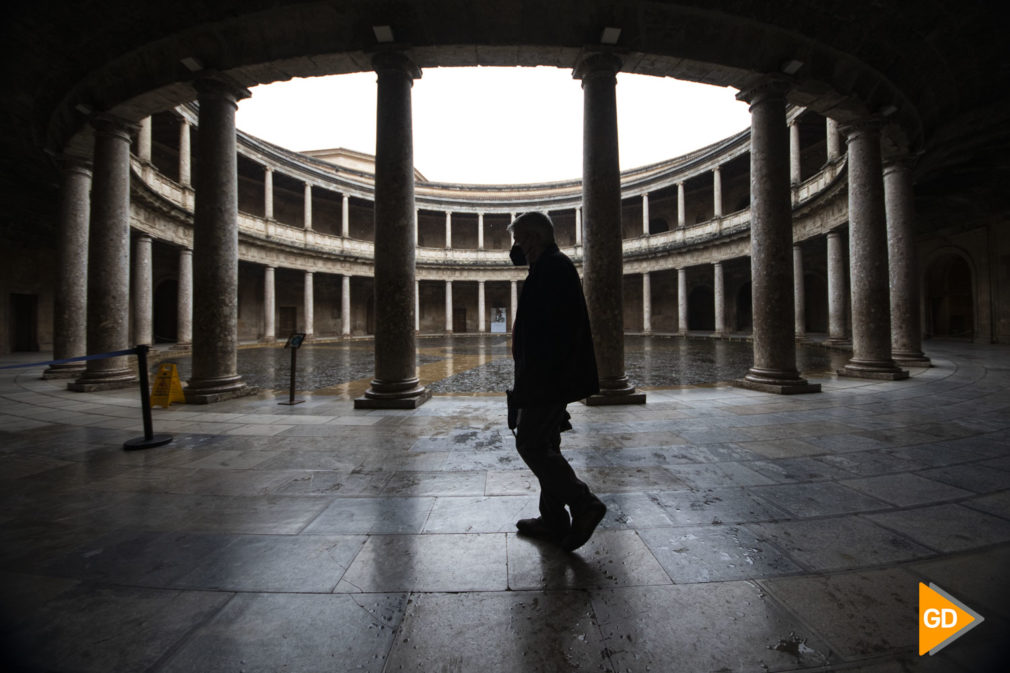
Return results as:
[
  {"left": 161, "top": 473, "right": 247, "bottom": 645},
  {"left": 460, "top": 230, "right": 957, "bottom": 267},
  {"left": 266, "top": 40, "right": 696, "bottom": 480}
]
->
[{"left": 279, "top": 333, "right": 306, "bottom": 406}]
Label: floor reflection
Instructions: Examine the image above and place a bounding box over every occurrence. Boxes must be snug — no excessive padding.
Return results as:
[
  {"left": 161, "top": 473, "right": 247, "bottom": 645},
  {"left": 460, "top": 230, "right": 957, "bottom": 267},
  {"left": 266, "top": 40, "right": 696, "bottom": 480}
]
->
[{"left": 158, "top": 335, "right": 849, "bottom": 397}]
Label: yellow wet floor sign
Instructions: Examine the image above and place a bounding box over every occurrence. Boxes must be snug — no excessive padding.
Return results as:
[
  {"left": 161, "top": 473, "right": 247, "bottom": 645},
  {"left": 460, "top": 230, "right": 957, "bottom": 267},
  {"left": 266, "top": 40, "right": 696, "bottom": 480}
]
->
[
  {"left": 150, "top": 363, "right": 186, "bottom": 407},
  {"left": 919, "top": 582, "right": 984, "bottom": 655}
]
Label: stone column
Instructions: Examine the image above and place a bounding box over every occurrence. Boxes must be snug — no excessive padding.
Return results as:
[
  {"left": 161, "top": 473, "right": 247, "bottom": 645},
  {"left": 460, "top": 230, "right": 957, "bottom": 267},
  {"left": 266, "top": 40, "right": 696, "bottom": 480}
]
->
[
  {"left": 574, "top": 206, "right": 582, "bottom": 246},
  {"left": 477, "top": 280, "right": 486, "bottom": 332},
  {"left": 794, "top": 245, "right": 806, "bottom": 340},
  {"left": 677, "top": 182, "right": 686, "bottom": 227},
  {"left": 510, "top": 280, "right": 518, "bottom": 327},
  {"left": 677, "top": 267, "right": 688, "bottom": 334},
  {"left": 264, "top": 166, "right": 274, "bottom": 219},
  {"left": 713, "top": 262, "right": 725, "bottom": 336},
  {"left": 179, "top": 119, "right": 192, "bottom": 187},
  {"left": 303, "top": 271, "right": 314, "bottom": 337},
  {"left": 303, "top": 183, "right": 313, "bottom": 230},
  {"left": 734, "top": 79, "right": 819, "bottom": 394},
  {"left": 133, "top": 235, "right": 153, "bottom": 346},
  {"left": 839, "top": 119, "right": 908, "bottom": 379},
  {"left": 355, "top": 50, "right": 429, "bottom": 409},
  {"left": 184, "top": 74, "right": 251, "bottom": 403},
  {"left": 177, "top": 248, "right": 193, "bottom": 346},
  {"left": 137, "top": 116, "right": 152, "bottom": 163},
  {"left": 444, "top": 211, "right": 452, "bottom": 249},
  {"left": 477, "top": 213, "right": 485, "bottom": 249},
  {"left": 884, "top": 155, "right": 931, "bottom": 365},
  {"left": 262, "top": 266, "right": 276, "bottom": 342},
  {"left": 341, "top": 194, "right": 350, "bottom": 237},
  {"left": 712, "top": 167, "right": 723, "bottom": 218},
  {"left": 642, "top": 272, "right": 651, "bottom": 334},
  {"left": 826, "top": 230, "right": 848, "bottom": 344},
  {"left": 826, "top": 118, "right": 841, "bottom": 162},
  {"left": 415, "top": 281, "right": 420, "bottom": 332},
  {"left": 70, "top": 116, "right": 137, "bottom": 391},
  {"left": 341, "top": 274, "right": 351, "bottom": 336},
  {"left": 575, "top": 51, "right": 644, "bottom": 404},
  {"left": 789, "top": 120, "right": 802, "bottom": 185},
  {"left": 641, "top": 193, "right": 650, "bottom": 235},
  {"left": 444, "top": 280, "right": 453, "bottom": 333},
  {"left": 44, "top": 155, "right": 91, "bottom": 379}
]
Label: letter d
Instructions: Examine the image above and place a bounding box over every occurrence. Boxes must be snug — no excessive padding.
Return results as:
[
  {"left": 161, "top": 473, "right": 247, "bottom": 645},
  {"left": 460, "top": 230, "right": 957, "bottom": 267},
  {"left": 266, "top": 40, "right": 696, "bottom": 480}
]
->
[{"left": 941, "top": 609, "right": 957, "bottom": 628}]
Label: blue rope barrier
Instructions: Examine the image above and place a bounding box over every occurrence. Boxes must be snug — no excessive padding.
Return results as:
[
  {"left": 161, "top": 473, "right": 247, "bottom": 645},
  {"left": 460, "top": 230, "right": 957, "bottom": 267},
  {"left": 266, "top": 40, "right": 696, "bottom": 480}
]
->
[{"left": 0, "top": 348, "right": 138, "bottom": 370}]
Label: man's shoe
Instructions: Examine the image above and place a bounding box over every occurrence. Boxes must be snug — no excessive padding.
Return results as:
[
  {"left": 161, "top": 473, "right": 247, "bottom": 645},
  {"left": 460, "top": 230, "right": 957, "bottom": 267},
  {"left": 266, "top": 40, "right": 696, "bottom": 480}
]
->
[
  {"left": 561, "top": 499, "right": 607, "bottom": 551},
  {"left": 516, "top": 517, "right": 569, "bottom": 541}
]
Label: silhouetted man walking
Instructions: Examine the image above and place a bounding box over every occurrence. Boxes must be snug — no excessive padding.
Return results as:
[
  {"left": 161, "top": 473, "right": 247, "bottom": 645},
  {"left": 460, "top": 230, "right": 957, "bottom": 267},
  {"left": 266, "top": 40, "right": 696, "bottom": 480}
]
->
[{"left": 507, "top": 211, "right": 606, "bottom": 551}]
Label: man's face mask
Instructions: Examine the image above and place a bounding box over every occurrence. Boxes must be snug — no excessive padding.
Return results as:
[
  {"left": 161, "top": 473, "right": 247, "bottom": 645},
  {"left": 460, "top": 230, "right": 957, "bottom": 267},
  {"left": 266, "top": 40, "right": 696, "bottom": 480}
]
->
[{"left": 509, "top": 243, "right": 527, "bottom": 266}]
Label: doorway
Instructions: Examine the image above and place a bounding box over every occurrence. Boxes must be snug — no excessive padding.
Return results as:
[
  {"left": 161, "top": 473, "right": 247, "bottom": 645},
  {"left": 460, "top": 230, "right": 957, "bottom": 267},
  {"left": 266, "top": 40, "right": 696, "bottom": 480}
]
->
[{"left": 10, "top": 294, "right": 39, "bottom": 352}]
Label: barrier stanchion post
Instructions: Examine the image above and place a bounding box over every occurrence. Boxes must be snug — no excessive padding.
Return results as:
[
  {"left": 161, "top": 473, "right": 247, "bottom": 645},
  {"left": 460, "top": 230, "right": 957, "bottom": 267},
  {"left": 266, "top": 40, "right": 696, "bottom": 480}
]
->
[
  {"left": 124, "top": 344, "right": 173, "bottom": 450},
  {"left": 279, "top": 332, "right": 305, "bottom": 406}
]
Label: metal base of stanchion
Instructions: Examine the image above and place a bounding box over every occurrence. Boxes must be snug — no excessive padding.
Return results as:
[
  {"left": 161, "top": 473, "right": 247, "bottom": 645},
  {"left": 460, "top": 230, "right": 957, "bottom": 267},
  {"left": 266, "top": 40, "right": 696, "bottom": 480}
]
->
[
  {"left": 278, "top": 400, "right": 305, "bottom": 406},
  {"left": 123, "top": 434, "right": 173, "bottom": 451}
]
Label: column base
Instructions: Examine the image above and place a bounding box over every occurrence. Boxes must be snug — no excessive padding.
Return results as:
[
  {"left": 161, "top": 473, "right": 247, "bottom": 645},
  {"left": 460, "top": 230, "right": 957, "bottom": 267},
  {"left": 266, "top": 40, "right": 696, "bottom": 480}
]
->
[
  {"left": 42, "top": 363, "right": 86, "bottom": 380},
  {"left": 184, "top": 375, "right": 254, "bottom": 404},
  {"left": 892, "top": 350, "right": 932, "bottom": 367},
  {"left": 733, "top": 368, "right": 821, "bottom": 395},
  {"left": 355, "top": 378, "right": 431, "bottom": 409},
  {"left": 67, "top": 367, "right": 137, "bottom": 392},
  {"left": 837, "top": 358, "right": 909, "bottom": 380},
  {"left": 825, "top": 337, "right": 852, "bottom": 347},
  {"left": 584, "top": 376, "right": 647, "bottom": 405}
]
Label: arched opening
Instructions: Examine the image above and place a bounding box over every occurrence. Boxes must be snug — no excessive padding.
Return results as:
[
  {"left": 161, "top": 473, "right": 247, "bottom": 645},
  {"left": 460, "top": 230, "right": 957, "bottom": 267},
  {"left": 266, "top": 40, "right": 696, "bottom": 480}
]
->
[
  {"left": 736, "top": 282, "right": 752, "bottom": 331},
  {"left": 153, "top": 279, "right": 178, "bottom": 343},
  {"left": 688, "top": 285, "right": 715, "bottom": 331},
  {"left": 925, "top": 253, "right": 974, "bottom": 339}
]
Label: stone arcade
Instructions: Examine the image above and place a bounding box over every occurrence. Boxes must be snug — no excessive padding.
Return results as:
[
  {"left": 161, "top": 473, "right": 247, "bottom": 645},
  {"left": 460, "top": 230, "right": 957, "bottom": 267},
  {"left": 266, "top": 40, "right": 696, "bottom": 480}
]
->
[{"left": 1, "top": 3, "right": 1008, "bottom": 672}]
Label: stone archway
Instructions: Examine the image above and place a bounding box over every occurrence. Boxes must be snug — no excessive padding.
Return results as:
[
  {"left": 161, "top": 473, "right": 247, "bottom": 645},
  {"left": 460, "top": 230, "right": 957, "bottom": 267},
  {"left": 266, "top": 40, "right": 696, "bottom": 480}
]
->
[{"left": 925, "top": 252, "right": 975, "bottom": 339}]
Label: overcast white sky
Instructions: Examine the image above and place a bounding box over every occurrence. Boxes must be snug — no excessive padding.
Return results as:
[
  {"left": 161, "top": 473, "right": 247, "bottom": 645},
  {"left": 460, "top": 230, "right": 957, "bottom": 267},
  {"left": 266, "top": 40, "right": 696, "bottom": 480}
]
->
[{"left": 236, "top": 66, "right": 751, "bottom": 184}]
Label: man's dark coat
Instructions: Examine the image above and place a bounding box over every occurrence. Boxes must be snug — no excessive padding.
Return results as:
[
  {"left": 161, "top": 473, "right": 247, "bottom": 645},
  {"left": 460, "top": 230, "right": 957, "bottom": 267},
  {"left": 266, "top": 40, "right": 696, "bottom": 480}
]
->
[{"left": 512, "top": 243, "right": 600, "bottom": 407}]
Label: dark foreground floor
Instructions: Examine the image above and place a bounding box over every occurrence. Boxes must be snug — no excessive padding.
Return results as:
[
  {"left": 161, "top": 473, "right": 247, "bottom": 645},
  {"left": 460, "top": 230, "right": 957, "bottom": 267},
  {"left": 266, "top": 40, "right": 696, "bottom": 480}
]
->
[{"left": 0, "top": 340, "right": 1008, "bottom": 672}]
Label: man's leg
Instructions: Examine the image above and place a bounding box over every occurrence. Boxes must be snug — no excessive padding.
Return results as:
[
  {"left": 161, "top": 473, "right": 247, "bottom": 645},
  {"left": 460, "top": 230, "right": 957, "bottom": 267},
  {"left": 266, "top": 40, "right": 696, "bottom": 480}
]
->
[{"left": 514, "top": 404, "right": 604, "bottom": 549}]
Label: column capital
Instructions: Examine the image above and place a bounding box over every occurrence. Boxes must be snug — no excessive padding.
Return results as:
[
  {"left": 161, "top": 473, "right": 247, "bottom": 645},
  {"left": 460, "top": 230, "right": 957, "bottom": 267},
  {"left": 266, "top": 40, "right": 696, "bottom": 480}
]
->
[
  {"left": 573, "top": 51, "right": 622, "bottom": 81},
  {"left": 91, "top": 114, "right": 138, "bottom": 140},
  {"left": 371, "top": 50, "right": 421, "bottom": 80},
  {"left": 193, "top": 72, "right": 252, "bottom": 105},
  {"left": 58, "top": 153, "right": 93, "bottom": 174},
  {"left": 735, "top": 75, "right": 791, "bottom": 108},
  {"left": 840, "top": 116, "right": 885, "bottom": 143},
  {"left": 882, "top": 150, "right": 921, "bottom": 174}
]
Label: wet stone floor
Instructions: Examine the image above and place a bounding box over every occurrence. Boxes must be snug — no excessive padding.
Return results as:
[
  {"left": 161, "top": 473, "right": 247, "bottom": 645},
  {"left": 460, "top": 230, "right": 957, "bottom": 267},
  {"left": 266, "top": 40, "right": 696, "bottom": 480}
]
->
[
  {"left": 159, "top": 335, "right": 850, "bottom": 397},
  {"left": 0, "top": 340, "right": 1008, "bottom": 672}
]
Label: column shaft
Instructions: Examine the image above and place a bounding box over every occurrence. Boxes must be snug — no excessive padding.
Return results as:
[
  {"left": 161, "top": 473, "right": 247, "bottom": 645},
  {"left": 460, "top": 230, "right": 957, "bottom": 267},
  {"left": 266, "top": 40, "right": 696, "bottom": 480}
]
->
[
  {"left": 677, "top": 183, "right": 686, "bottom": 227},
  {"left": 574, "top": 206, "right": 582, "bottom": 245},
  {"left": 478, "top": 213, "right": 485, "bottom": 249},
  {"left": 356, "top": 51, "right": 429, "bottom": 408},
  {"left": 789, "top": 121, "right": 802, "bottom": 185},
  {"left": 177, "top": 249, "right": 193, "bottom": 346},
  {"left": 478, "top": 280, "right": 486, "bottom": 332},
  {"left": 712, "top": 167, "right": 723, "bottom": 218},
  {"left": 133, "top": 235, "right": 153, "bottom": 346},
  {"left": 839, "top": 120, "right": 908, "bottom": 379},
  {"left": 445, "top": 211, "right": 452, "bottom": 249},
  {"left": 576, "top": 51, "right": 643, "bottom": 404},
  {"left": 510, "top": 280, "right": 518, "bottom": 327},
  {"left": 445, "top": 280, "right": 453, "bottom": 332},
  {"left": 734, "top": 80, "right": 818, "bottom": 394},
  {"left": 179, "top": 119, "right": 192, "bottom": 187},
  {"left": 641, "top": 193, "right": 650, "bottom": 235},
  {"left": 826, "top": 118, "right": 841, "bottom": 161},
  {"left": 45, "top": 156, "right": 91, "bottom": 379},
  {"left": 185, "top": 75, "right": 250, "bottom": 403},
  {"left": 713, "top": 262, "right": 725, "bottom": 335},
  {"left": 826, "top": 231, "right": 848, "bottom": 343},
  {"left": 677, "top": 268, "right": 688, "bottom": 334},
  {"left": 137, "top": 116, "right": 152, "bottom": 163},
  {"left": 264, "top": 167, "right": 274, "bottom": 219},
  {"left": 341, "top": 275, "right": 351, "bottom": 336},
  {"left": 304, "top": 271, "right": 314, "bottom": 337},
  {"left": 794, "top": 245, "right": 806, "bottom": 339},
  {"left": 642, "top": 272, "right": 651, "bottom": 333},
  {"left": 303, "top": 183, "right": 313, "bottom": 230},
  {"left": 263, "top": 266, "right": 276, "bottom": 341},
  {"left": 70, "top": 117, "right": 137, "bottom": 391},
  {"left": 884, "top": 158, "right": 931, "bottom": 365},
  {"left": 342, "top": 194, "right": 350, "bottom": 237}
]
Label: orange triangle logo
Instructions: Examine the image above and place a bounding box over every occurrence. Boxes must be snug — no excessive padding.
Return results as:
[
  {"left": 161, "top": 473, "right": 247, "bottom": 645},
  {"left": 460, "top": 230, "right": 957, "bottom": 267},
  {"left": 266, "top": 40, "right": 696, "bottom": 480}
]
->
[{"left": 919, "top": 582, "right": 984, "bottom": 655}]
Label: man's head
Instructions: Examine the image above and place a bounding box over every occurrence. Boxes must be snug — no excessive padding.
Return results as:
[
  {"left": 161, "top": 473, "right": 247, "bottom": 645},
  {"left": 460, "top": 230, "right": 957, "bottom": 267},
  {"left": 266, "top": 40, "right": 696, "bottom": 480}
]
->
[{"left": 508, "top": 212, "right": 555, "bottom": 265}]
